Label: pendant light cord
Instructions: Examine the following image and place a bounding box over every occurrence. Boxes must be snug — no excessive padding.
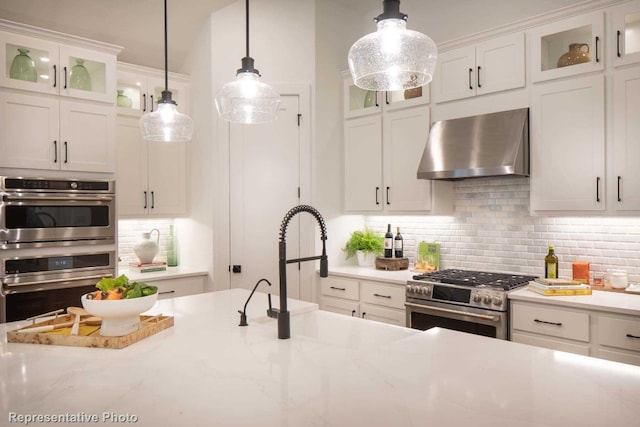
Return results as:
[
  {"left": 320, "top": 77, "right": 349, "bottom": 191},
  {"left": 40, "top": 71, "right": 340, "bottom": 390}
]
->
[
  {"left": 164, "top": 0, "right": 169, "bottom": 92},
  {"left": 245, "top": 0, "right": 250, "bottom": 58}
]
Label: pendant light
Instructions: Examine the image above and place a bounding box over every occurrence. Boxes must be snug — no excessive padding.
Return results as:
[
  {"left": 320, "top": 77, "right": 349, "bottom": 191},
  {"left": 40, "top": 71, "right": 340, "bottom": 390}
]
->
[
  {"left": 215, "top": 0, "right": 280, "bottom": 124},
  {"left": 139, "top": 0, "right": 193, "bottom": 142},
  {"left": 348, "top": 0, "right": 437, "bottom": 91}
]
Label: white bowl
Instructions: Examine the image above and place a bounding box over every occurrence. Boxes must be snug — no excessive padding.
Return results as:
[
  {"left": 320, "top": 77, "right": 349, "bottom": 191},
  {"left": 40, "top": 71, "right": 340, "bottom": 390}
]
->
[{"left": 81, "top": 292, "right": 158, "bottom": 336}]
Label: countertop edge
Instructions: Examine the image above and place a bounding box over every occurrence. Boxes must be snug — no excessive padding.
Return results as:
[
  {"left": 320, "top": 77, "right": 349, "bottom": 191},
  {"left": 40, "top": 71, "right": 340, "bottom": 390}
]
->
[
  {"left": 509, "top": 288, "right": 640, "bottom": 316},
  {"left": 120, "top": 266, "right": 208, "bottom": 282}
]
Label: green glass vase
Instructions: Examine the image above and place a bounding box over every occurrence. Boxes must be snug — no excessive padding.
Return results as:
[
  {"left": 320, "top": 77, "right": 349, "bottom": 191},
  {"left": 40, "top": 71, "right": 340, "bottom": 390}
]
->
[
  {"left": 69, "top": 59, "right": 92, "bottom": 91},
  {"left": 9, "top": 48, "right": 37, "bottom": 82},
  {"left": 117, "top": 90, "right": 132, "bottom": 108}
]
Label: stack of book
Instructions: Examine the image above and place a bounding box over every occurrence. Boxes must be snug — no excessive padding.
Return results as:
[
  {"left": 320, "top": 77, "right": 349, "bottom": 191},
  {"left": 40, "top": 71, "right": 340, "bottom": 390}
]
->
[
  {"left": 527, "top": 278, "right": 592, "bottom": 296},
  {"left": 128, "top": 261, "right": 167, "bottom": 273}
]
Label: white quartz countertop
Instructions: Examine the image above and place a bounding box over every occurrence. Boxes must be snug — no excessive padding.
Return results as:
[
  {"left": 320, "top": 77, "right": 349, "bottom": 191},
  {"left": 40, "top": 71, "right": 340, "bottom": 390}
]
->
[
  {"left": 2, "top": 289, "right": 640, "bottom": 426},
  {"left": 510, "top": 287, "right": 640, "bottom": 316},
  {"left": 119, "top": 265, "right": 207, "bottom": 282},
  {"left": 327, "top": 265, "right": 417, "bottom": 285}
]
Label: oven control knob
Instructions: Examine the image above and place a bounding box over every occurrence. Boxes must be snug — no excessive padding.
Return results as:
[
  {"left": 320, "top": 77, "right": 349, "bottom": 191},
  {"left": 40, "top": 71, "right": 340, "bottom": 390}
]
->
[
  {"left": 483, "top": 295, "right": 492, "bottom": 304},
  {"left": 421, "top": 286, "right": 430, "bottom": 295},
  {"left": 408, "top": 285, "right": 418, "bottom": 294},
  {"left": 493, "top": 297, "right": 503, "bottom": 306},
  {"left": 472, "top": 294, "right": 482, "bottom": 303}
]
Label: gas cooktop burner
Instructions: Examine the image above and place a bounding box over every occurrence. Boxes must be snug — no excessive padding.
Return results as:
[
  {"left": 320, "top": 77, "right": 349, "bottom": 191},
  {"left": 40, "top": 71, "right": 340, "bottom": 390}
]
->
[{"left": 412, "top": 269, "right": 535, "bottom": 291}]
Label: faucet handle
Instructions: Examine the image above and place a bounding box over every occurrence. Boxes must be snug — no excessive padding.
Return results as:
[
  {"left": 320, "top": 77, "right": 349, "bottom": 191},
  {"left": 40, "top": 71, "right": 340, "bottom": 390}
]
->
[{"left": 238, "top": 310, "right": 248, "bottom": 327}]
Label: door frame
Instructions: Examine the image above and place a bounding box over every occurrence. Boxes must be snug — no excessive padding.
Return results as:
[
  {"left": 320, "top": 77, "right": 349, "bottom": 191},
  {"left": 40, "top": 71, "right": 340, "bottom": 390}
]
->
[{"left": 213, "top": 83, "right": 313, "bottom": 300}]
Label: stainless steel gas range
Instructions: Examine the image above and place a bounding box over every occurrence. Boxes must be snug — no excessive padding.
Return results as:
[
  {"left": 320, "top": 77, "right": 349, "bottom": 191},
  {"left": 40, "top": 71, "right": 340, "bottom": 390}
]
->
[{"left": 405, "top": 269, "right": 535, "bottom": 340}]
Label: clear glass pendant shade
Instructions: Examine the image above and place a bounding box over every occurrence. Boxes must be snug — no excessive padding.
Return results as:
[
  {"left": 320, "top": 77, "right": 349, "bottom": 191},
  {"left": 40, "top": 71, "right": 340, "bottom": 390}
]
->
[
  {"left": 215, "top": 71, "right": 280, "bottom": 124},
  {"left": 348, "top": 19, "right": 437, "bottom": 91},
  {"left": 139, "top": 102, "right": 194, "bottom": 142}
]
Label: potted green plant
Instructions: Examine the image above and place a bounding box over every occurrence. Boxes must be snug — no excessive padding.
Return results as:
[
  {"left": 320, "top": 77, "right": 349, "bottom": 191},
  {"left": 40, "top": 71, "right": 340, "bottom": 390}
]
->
[{"left": 342, "top": 228, "right": 384, "bottom": 267}]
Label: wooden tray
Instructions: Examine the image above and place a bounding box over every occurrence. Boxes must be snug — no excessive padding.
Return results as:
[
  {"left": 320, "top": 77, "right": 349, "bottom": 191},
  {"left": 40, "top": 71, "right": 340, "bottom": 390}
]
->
[
  {"left": 6, "top": 314, "right": 173, "bottom": 349},
  {"left": 375, "top": 257, "right": 409, "bottom": 271}
]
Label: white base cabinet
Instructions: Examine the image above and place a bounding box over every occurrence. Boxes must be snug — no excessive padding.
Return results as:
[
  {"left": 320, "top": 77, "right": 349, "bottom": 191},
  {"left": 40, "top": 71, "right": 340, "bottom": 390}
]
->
[
  {"left": 319, "top": 275, "right": 405, "bottom": 327},
  {"left": 511, "top": 300, "right": 640, "bottom": 366},
  {"left": 140, "top": 275, "right": 205, "bottom": 300}
]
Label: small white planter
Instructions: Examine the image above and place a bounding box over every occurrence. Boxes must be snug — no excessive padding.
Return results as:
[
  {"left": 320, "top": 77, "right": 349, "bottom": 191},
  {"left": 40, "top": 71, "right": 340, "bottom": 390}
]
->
[{"left": 356, "top": 250, "right": 376, "bottom": 267}]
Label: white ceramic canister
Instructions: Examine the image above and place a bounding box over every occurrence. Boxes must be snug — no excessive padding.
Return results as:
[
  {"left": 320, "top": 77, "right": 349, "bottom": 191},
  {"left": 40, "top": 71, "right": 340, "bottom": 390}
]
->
[
  {"left": 133, "top": 229, "right": 160, "bottom": 264},
  {"left": 608, "top": 269, "right": 628, "bottom": 289}
]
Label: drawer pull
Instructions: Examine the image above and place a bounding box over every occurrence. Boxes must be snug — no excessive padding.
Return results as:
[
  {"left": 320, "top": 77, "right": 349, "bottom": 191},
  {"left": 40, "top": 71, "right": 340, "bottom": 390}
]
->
[
  {"left": 362, "top": 312, "right": 366, "bottom": 318},
  {"left": 373, "top": 293, "right": 391, "bottom": 299},
  {"left": 159, "top": 290, "right": 176, "bottom": 295},
  {"left": 626, "top": 333, "right": 640, "bottom": 339},
  {"left": 330, "top": 286, "right": 346, "bottom": 291},
  {"left": 534, "top": 319, "right": 562, "bottom": 326},
  {"left": 351, "top": 310, "right": 356, "bottom": 317}
]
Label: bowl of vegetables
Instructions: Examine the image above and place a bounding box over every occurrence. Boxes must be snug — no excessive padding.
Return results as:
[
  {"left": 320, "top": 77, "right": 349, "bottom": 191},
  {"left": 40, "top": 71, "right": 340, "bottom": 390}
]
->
[{"left": 81, "top": 275, "right": 158, "bottom": 336}]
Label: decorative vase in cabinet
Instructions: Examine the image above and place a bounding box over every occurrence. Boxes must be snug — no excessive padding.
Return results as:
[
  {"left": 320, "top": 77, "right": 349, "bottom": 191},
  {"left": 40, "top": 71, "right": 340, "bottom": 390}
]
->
[
  {"left": 69, "top": 59, "right": 92, "bottom": 90},
  {"left": 134, "top": 229, "right": 160, "bottom": 264},
  {"left": 117, "top": 90, "right": 132, "bottom": 108},
  {"left": 9, "top": 48, "right": 37, "bottom": 82},
  {"left": 557, "top": 43, "right": 591, "bottom": 68}
]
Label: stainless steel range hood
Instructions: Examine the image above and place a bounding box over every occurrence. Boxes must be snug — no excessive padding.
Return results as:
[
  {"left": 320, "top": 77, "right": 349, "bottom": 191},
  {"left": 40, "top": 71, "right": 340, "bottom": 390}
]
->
[{"left": 417, "top": 108, "right": 529, "bottom": 180}]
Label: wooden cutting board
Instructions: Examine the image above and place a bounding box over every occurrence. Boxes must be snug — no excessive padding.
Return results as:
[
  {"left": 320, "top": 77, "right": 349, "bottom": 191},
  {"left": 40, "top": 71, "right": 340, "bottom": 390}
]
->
[
  {"left": 375, "top": 257, "right": 409, "bottom": 271},
  {"left": 6, "top": 314, "right": 173, "bottom": 349}
]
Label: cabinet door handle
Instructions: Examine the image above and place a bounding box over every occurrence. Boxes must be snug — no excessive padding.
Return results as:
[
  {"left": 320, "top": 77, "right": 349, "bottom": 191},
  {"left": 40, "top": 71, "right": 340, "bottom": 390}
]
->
[
  {"left": 53, "top": 65, "right": 57, "bottom": 88},
  {"left": 351, "top": 310, "right": 356, "bottom": 317},
  {"left": 151, "top": 191, "right": 155, "bottom": 209},
  {"left": 143, "top": 94, "right": 147, "bottom": 112},
  {"left": 63, "top": 141, "right": 68, "bottom": 164},
  {"left": 375, "top": 186, "right": 380, "bottom": 205},
  {"left": 595, "top": 36, "right": 600, "bottom": 63},
  {"left": 596, "top": 177, "right": 601, "bottom": 202},
  {"left": 143, "top": 191, "right": 148, "bottom": 209},
  {"left": 385, "top": 91, "right": 389, "bottom": 105},
  {"left": 618, "top": 176, "right": 622, "bottom": 202},
  {"left": 53, "top": 140, "right": 58, "bottom": 163},
  {"left": 386, "top": 186, "right": 390, "bottom": 205},
  {"left": 361, "top": 312, "right": 366, "bottom": 318},
  {"left": 150, "top": 95, "right": 155, "bottom": 112},
  {"left": 534, "top": 319, "right": 562, "bottom": 326},
  {"left": 617, "top": 30, "right": 622, "bottom": 58},
  {"left": 626, "top": 333, "right": 640, "bottom": 339},
  {"left": 330, "top": 286, "right": 346, "bottom": 291},
  {"left": 477, "top": 66, "right": 482, "bottom": 88},
  {"left": 373, "top": 293, "right": 391, "bottom": 299},
  {"left": 469, "top": 68, "right": 473, "bottom": 90},
  {"left": 63, "top": 66, "right": 67, "bottom": 89}
]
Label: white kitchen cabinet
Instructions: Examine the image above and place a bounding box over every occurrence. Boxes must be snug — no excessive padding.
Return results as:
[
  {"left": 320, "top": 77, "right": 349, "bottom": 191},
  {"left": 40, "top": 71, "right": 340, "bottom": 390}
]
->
[
  {"left": 612, "top": 0, "right": 640, "bottom": 67},
  {"left": 342, "top": 70, "right": 429, "bottom": 119},
  {"left": 319, "top": 275, "right": 406, "bottom": 327},
  {"left": 529, "top": 11, "right": 604, "bottom": 83},
  {"left": 344, "top": 106, "right": 453, "bottom": 213},
  {"left": 0, "top": 91, "right": 115, "bottom": 172},
  {"left": 432, "top": 33, "right": 525, "bottom": 103},
  {"left": 511, "top": 298, "right": 640, "bottom": 366},
  {"left": 116, "top": 62, "right": 189, "bottom": 116},
  {"left": 139, "top": 275, "right": 205, "bottom": 300},
  {"left": 530, "top": 74, "right": 605, "bottom": 212},
  {"left": 613, "top": 66, "right": 640, "bottom": 211},
  {"left": 0, "top": 29, "right": 117, "bottom": 103},
  {"left": 116, "top": 115, "right": 187, "bottom": 217}
]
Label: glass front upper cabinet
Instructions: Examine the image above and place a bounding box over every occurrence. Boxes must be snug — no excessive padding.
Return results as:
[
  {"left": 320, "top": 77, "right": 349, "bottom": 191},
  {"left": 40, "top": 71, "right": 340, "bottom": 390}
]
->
[
  {"left": 613, "top": 0, "right": 640, "bottom": 67},
  {"left": 381, "top": 85, "right": 430, "bottom": 110},
  {"left": 343, "top": 71, "right": 381, "bottom": 119},
  {"left": 1, "top": 31, "right": 115, "bottom": 103},
  {"left": 530, "top": 11, "right": 604, "bottom": 82}
]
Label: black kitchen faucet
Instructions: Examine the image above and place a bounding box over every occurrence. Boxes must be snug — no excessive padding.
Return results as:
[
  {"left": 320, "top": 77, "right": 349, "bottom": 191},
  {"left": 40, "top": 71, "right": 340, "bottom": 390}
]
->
[{"left": 272, "top": 205, "right": 328, "bottom": 339}]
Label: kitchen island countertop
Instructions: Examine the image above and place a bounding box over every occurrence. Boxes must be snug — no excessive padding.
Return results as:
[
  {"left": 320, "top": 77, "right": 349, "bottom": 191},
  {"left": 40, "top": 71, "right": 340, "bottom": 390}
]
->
[{"left": 2, "top": 289, "right": 639, "bottom": 426}]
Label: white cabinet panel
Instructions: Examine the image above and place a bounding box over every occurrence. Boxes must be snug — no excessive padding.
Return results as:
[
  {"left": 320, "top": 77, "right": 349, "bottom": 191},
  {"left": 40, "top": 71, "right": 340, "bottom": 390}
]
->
[
  {"left": 432, "top": 45, "right": 476, "bottom": 103},
  {"left": 360, "top": 281, "right": 405, "bottom": 310},
  {"left": 150, "top": 276, "right": 205, "bottom": 300},
  {"left": 511, "top": 332, "right": 591, "bottom": 356},
  {"left": 320, "top": 276, "right": 359, "bottom": 301},
  {"left": 115, "top": 116, "right": 148, "bottom": 216},
  {"left": 511, "top": 302, "right": 590, "bottom": 342},
  {"left": 320, "top": 296, "right": 359, "bottom": 317},
  {"left": 360, "top": 303, "right": 405, "bottom": 327},
  {"left": 612, "top": 0, "right": 640, "bottom": 67},
  {"left": 344, "top": 115, "right": 383, "bottom": 211},
  {"left": 598, "top": 316, "right": 640, "bottom": 352}
]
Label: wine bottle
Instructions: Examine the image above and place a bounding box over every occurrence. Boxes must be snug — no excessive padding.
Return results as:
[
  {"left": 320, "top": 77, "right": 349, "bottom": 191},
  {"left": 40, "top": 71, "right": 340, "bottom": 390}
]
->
[
  {"left": 167, "top": 224, "right": 178, "bottom": 267},
  {"left": 394, "top": 227, "right": 403, "bottom": 258},
  {"left": 545, "top": 245, "right": 558, "bottom": 279},
  {"left": 384, "top": 224, "right": 393, "bottom": 258}
]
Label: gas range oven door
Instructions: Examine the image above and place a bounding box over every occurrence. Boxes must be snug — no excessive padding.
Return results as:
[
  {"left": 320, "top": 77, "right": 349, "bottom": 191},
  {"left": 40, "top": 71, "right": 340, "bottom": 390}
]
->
[{"left": 405, "top": 299, "right": 508, "bottom": 340}]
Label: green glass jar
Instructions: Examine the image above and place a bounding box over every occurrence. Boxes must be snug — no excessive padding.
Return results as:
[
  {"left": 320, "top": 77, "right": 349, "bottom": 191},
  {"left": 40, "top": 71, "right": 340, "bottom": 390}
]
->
[
  {"left": 117, "top": 90, "right": 132, "bottom": 108},
  {"left": 9, "top": 48, "right": 37, "bottom": 82},
  {"left": 69, "top": 59, "right": 92, "bottom": 91}
]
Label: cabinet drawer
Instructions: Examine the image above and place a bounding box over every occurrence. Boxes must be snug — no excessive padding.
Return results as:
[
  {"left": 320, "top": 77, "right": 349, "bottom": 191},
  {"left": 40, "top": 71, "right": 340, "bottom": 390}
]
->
[
  {"left": 320, "top": 277, "right": 359, "bottom": 301},
  {"left": 512, "top": 303, "right": 589, "bottom": 342},
  {"left": 511, "top": 332, "right": 590, "bottom": 356},
  {"left": 360, "top": 303, "right": 406, "bottom": 327},
  {"left": 360, "top": 281, "right": 405, "bottom": 310},
  {"left": 153, "top": 276, "right": 205, "bottom": 300},
  {"left": 320, "top": 296, "right": 359, "bottom": 317},
  {"left": 598, "top": 316, "right": 640, "bottom": 352}
]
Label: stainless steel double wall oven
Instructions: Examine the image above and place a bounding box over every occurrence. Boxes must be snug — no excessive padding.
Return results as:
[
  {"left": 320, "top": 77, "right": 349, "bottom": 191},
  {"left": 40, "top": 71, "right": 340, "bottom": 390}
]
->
[{"left": 0, "top": 177, "right": 116, "bottom": 322}]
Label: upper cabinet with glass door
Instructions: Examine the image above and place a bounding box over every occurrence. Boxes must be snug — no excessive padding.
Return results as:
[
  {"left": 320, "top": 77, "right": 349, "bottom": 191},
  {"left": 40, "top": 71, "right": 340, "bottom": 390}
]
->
[
  {"left": 116, "top": 63, "right": 189, "bottom": 116},
  {"left": 530, "top": 11, "right": 604, "bottom": 82},
  {"left": 613, "top": 0, "right": 640, "bottom": 67},
  {"left": 342, "top": 70, "right": 429, "bottom": 119},
  {"left": 0, "top": 30, "right": 117, "bottom": 103}
]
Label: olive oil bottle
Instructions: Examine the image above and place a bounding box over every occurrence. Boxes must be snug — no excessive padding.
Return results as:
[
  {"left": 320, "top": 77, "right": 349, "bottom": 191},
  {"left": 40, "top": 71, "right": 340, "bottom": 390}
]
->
[{"left": 545, "top": 245, "right": 558, "bottom": 279}]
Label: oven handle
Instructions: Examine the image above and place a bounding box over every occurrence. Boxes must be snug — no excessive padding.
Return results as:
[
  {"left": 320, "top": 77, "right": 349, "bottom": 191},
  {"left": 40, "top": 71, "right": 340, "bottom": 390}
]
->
[
  {"left": 1, "top": 273, "right": 113, "bottom": 295},
  {"left": 405, "top": 302, "right": 499, "bottom": 322},
  {"left": 3, "top": 195, "right": 113, "bottom": 202}
]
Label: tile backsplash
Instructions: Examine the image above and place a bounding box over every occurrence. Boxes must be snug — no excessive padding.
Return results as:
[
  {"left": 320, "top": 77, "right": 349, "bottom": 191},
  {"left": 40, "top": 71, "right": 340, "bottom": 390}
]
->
[
  {"left": 118, "top": 219, "right": 174, "bottom": 269},
  {"left": 364, "top": 177, "right": 640, "bottom": 282}
]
